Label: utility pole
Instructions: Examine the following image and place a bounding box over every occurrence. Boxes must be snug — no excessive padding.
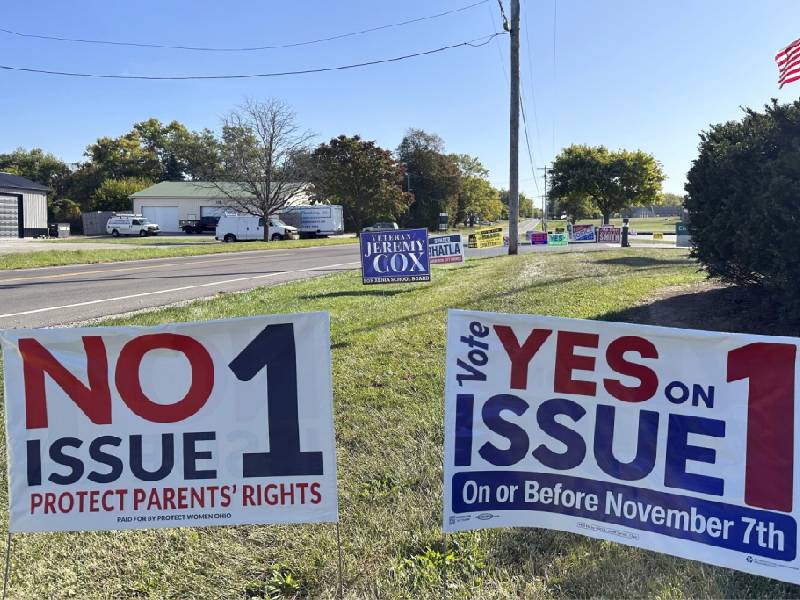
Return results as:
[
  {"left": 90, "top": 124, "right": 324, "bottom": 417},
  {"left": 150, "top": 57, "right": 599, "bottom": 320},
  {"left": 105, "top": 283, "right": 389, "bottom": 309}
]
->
[
  {"left": 508, "top": 0, "right": 520, "bottom": 255},
  {"left": 538, "top": 165, "right": 551, "bottom": 230}
]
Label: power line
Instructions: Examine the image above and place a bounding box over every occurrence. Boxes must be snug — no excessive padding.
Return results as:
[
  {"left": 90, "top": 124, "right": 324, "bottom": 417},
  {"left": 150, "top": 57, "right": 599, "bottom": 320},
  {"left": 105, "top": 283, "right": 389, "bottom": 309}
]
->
[
  {"left": 0, "top": 32, "right": 504, "bottom": 80},
  {"left": 521, "top": 0, "right": 547, "bottom": 169},
  {"left": 0, "top": 0, "right": 490, "bottom": 52},
  {"left": 519, "top": 93, "right": 541, "bottom": 197}
]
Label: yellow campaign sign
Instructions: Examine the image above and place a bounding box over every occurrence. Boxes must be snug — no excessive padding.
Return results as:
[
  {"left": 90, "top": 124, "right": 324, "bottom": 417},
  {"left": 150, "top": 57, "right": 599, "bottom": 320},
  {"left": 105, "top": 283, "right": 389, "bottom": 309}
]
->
[
  {"left": 470, "top": 227, "right": 504, "bottom": 249},
  {"left": 653, "top": 232, "right": 664, "bottom": 241}
]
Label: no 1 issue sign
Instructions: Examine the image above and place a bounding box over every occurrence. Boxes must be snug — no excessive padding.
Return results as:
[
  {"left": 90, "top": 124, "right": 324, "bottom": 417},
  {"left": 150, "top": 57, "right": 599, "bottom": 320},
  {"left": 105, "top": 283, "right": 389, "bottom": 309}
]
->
[
  {"left": 443, "top": 309, "right": 800, "bottom": 583},
  {"left": 0, "top": 313, "right": 338, "bottom": 533}
]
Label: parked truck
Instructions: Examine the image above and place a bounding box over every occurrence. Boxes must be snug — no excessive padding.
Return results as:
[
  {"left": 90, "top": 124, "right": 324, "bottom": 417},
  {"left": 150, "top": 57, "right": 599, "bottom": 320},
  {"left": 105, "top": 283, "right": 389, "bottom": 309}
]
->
[
  {"left": 279, "top": 205, "right": 344, "bottom": 238},
  {"left": 179, "top": 215, "right": 220, "bottom": 234}
]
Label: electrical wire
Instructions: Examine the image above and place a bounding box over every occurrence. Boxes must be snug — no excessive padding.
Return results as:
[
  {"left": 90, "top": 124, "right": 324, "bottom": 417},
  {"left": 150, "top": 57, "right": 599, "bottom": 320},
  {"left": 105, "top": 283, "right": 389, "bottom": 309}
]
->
[
  {"left": 0, "top": 33, "right": 504, "bottom": 80},
  {"left": 0, "top": 0, "right": 490, "bottom": 52},
  {"left": 519, "top": 93, "right": 542, "bottom": 197},
  {"left": 552, "top": 0, "right": 558, "bottom": 157}
]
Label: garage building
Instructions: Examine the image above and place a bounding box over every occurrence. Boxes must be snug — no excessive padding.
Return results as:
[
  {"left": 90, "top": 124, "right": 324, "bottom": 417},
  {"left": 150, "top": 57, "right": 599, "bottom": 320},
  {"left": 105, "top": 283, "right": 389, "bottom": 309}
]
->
[
  {"left": 0, "top": 173, "right": 49, "bottom": 238},
  {"left": 130, "top": 181, "right": 311, "bottom": 233}
]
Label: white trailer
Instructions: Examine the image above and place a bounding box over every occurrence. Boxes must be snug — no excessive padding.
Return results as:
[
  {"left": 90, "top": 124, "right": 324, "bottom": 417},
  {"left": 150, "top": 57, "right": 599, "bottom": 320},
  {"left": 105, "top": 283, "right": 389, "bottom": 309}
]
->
[{"left": 279, "top": 205, "right": 344, "bottom": 237}]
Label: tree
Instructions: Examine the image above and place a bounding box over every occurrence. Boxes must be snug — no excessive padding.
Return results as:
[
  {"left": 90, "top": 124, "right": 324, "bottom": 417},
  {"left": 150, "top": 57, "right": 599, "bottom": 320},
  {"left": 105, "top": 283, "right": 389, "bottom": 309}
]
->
[
  {"left": 452, "top": 155, "right": 502, "bottom": 224},
  {"left": 657, "top": 192, "right": 684, "bottom": 206},
  {"left": 499, "top": 190, "right": 535, "bottom": 219},
  {"left": 217, "top": 99, "right": 314, "bottom": 241},
  {"left": 48, "top": 198, "right": 81, "bottom": 222},
  {"left": 549, "top": 145, "right": 664, "bottom": 224},
  {"left": 0, "top": 148, "right": 71, "bottom": 193},
  {"left": 397, "top": 129, "right": 460, "bottom": 229},
  {"left": 310, "top": 135, "right": 411, "bottom": 232},
  {"left": 90, "top": 177, "right": 152, "bottom": 212},
  {"left": 685, "top": 99, "right": 800, "bottom": 317},
  {"left": 557, "top": 193, "right": 595, "bottom": 222}
]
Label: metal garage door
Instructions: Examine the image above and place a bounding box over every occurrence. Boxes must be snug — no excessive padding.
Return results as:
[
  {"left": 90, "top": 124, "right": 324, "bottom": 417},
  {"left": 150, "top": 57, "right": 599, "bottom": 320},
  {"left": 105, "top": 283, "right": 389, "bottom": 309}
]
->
[
  {"left": 0, "top": 195, "right": 20, "bottom": 238},
  {"left": 141, "top": 206, "right": 179, "bottom": 232},
  {"left": 200, "top": 205, "right": 225, "bottom": 218}
]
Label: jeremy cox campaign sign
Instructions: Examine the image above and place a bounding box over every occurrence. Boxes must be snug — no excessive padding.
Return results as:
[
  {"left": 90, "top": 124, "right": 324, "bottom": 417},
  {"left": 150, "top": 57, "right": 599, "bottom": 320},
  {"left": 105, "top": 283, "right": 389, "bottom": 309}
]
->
[
  {"left": 0, "top": 313, "right": 338, "bottom": 533},
  {"left": 360, "top": 228, "right": 430, "bottom": 284},
  {"left": 429, "top": 234, "right": 465, "bottom": 265},
  {"left": 443, "top": 309, "right": 800, "bottom": 583}
]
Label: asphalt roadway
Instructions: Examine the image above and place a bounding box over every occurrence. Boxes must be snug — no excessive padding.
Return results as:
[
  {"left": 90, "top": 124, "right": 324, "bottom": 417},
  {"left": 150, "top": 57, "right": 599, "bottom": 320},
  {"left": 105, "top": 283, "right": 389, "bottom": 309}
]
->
[{"left": 0, "top": 232, "right": 673, "bottom": 330}]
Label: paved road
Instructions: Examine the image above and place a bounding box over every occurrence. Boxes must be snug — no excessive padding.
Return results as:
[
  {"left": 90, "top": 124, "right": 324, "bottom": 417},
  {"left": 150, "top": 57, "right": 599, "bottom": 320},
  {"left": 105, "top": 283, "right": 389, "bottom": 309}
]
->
[
  {"left": 0, "top": 231, "right": 677, "bottom": 330},
  {"left": 0, "top": 244, "right": 362, "bottom": 329}
]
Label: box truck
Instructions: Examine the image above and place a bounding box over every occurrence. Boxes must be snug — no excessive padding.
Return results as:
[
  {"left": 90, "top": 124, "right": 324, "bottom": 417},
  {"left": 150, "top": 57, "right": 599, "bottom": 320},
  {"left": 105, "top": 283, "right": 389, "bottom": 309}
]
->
[{"left": 279, "top": 205, "right": 344, "bottom": 237}]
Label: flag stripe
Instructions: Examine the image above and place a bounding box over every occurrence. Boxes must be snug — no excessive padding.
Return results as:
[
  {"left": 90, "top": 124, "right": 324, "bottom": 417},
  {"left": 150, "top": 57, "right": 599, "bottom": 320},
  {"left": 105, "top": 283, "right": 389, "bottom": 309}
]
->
[
  {"left": 780, "top": 73, "right": 800, "bottom": 88},
  {"left": 775, "top": 39, "right": 800, "bottom": 87},
  {"left": 780, "top": 66, "right": 800, "bottom": 84},
  {"left": 779, "top": 55, "right": 800, "bottom": 76}
]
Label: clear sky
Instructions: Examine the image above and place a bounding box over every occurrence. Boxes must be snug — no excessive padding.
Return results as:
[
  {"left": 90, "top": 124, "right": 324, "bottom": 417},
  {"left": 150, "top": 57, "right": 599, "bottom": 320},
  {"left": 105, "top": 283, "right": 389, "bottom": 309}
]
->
[{"left": 2, "top": 0, "right": 800, "bottom": 205}]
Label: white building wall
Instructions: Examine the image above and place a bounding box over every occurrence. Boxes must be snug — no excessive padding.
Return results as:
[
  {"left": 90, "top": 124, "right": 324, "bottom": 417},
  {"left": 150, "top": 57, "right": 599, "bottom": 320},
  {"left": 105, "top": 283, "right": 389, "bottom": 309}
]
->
[{"left": 0, "top": 187, "right": 47, "bottom": 234}]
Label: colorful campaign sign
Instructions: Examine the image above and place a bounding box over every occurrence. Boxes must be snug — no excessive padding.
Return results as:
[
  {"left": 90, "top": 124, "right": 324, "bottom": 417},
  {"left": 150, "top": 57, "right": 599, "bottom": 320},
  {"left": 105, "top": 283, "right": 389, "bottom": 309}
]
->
[
  {"left": 547, "top": 233, "right": 568, "bottom": 246},
  {"left": 429, "top": 234, "right": 465, "bottom": 265},
  {"left": 571, "top": 224, "right": 597, "bottom": 243},
  {"left": 597, "top": 226, "right": 622, "bottom": 243},
  {"left": 443, "top": 309, "right": 800, "bottom": 583},
  {"left": 527, "top": 231, "right": 548, "bottom": 245},
  {"left": 470, "top": 227, "right": 504, "bottom": 249},
  {"left": 360, "top": 228, "right": 430, "bottom": 284},
  {"left": 0, "top": 314, "right": 338, "bottom": 533}
]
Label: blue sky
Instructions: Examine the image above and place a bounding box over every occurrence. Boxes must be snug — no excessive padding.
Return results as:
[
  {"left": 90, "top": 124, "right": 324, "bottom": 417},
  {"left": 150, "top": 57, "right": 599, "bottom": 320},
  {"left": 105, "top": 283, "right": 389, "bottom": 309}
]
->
[{"left": 1, "top": 0, "right": 800, "bottom": 205}]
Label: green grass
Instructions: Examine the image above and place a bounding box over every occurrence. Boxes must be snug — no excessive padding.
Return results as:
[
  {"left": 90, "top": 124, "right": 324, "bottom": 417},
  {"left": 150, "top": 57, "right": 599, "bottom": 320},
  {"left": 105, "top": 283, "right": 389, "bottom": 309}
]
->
[
  {"left": 0, "top": 237, "right": 358, "bottom": 271},
  {"left": 1, "top": 248, "right": 796, "bottom": 599}
]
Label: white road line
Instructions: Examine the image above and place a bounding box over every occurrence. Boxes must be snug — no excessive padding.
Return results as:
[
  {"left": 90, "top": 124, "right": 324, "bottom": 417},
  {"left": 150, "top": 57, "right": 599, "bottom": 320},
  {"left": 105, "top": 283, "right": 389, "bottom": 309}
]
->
[{"left": 0, "top": 262, "right": 358, "bottom": 319}]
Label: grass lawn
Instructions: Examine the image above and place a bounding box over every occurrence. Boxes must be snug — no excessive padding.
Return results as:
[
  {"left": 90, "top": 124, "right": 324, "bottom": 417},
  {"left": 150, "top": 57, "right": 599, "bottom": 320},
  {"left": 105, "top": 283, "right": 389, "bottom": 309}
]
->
[
  {"left": 1, "top": 248, "right": 796, "bottom": 599},
  {"left": 0, "top": 237, "right": 358, "bottom": 271}
]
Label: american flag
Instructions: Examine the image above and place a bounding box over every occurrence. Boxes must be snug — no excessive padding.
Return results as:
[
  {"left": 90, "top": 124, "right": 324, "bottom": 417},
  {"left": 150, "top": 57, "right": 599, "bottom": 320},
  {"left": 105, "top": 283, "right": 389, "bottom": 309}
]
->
[{"left": 776, "top": 39, "right": 800, "bottom": 88}]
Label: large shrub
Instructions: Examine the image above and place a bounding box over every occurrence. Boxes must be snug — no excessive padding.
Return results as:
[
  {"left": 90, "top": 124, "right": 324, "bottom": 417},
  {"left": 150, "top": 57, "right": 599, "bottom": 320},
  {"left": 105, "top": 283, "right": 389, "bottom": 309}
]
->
[{"left": 685, "top": 100, "right": 800, "bottom": 316}]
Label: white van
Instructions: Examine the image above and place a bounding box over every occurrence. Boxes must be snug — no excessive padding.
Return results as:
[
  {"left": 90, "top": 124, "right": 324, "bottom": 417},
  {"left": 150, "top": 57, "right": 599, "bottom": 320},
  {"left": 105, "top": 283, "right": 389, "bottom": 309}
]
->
[
  {"left": 279, "top": 205, "right": 344, "bottom": 237},
  {"left": 215, "top": 215, "right": 298, "bottom": 243},
  {"left": 106, "top": 214, "right": 160, "bottom": 237}
]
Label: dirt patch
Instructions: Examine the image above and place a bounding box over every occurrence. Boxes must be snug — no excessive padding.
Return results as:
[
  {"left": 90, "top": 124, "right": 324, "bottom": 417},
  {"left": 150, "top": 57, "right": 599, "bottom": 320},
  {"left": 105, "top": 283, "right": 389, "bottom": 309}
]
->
[{"left": 606, "top": 281, "right": 796, "bottom": 337}]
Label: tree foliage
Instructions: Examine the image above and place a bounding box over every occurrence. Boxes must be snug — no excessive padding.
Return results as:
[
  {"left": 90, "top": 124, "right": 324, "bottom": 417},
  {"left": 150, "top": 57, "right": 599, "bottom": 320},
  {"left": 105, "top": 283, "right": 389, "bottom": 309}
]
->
[
  {"left": 0, "top": 148, "right": 71, "bottom": 195},
  {"left": 452, "top": 155, "right": 502, "bottom": 224},
  {"left": 686, "top": 99, "right": 800, "bottom": 317},
  {"left": 310, "top": 135, "right": 411, "bottom": 231},
  {"left": 90, "top": 177, "right": 153, "bottom": 212},
  {"left": 549, "top": 145, "right": 664, "bottom": 224},
  {"left": 397, "top": 129, "right": 460, "bottom": 229},
  {"left": 499, "top": 190, "right": 536, "bottom": 219}
]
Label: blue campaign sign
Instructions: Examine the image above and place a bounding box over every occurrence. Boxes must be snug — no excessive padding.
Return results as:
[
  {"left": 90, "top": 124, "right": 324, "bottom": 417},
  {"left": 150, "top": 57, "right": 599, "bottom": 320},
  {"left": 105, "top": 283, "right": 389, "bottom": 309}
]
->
[{"left": 360, "top": 228, "right": 431, "bottom": 285}]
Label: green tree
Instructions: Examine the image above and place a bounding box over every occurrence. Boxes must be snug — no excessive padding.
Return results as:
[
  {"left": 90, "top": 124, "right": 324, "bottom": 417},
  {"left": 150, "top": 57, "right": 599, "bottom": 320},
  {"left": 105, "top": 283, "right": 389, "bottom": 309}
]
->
[
  {"left": 657, "top": 192, "right": 684, "bottom": 206},
  {"left": 0, "top": 148, "right": 71, "bottom": 193},
  {"left": 686, "top": 99, "right": 800, "bottom": 317},
  {"left": 557, "top": 193, "right": 595, "bottom": 222},
  {"left": 310, "top": 135, "right": 411, "bottom": 232},
  {"left": 89, "top": 177, "right": 152, "bottom": 212},
  {"left": 549, "top": 145, "right": 664, "bottom": 224},
  {"left": 499, "top": 190, "right": 535, "bottom": 219},
  {"left": 48, "top": 198, "right": 81, "bottom": 222},
  {"left": 397, "top": 129, "right": 460, "bottom": 229},
  {"left": 452, "top": 155, "right": 501, "bottom": 224}
]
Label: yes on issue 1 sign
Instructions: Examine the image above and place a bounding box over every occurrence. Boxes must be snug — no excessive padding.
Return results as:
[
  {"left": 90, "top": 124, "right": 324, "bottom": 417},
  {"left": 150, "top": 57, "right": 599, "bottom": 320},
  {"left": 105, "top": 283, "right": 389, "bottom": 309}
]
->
[
  {"left": 0, "top": 313, "right": 338, "bottom": 533},
  {"left": 443, "top": 309, "right": 800, "bottom": 583},
  {"left": 360, "top": 228, "right": 430, "bottom": 284},
  {"left": 429, "top": 234, "right": 465, "bottom": 264}
]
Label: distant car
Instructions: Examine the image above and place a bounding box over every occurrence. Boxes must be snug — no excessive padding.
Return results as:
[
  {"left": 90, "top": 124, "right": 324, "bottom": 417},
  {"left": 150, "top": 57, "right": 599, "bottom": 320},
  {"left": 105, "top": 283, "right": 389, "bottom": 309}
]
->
[
  {"left": 106, "top": 215, "right": 160, "bottom": 237},
  {"left": 180, "top": 215, "right": 220, "bottom": 234},
  {"left": 362, "top": 221, "right": 399, "bottom": 232}
]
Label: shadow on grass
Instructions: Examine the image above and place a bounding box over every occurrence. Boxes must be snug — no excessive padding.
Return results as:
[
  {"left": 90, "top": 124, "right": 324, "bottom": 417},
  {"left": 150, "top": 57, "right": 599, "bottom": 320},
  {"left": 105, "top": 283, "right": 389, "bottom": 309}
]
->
[
  {"left": 301, "top": 288, "right": 414, "bottom": 300},
  {"left": 595, "top": 256, "right": 695, "bottom": 268},
  {"left": 599, "top": 284, "right": 798, "bottom": 337}
]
